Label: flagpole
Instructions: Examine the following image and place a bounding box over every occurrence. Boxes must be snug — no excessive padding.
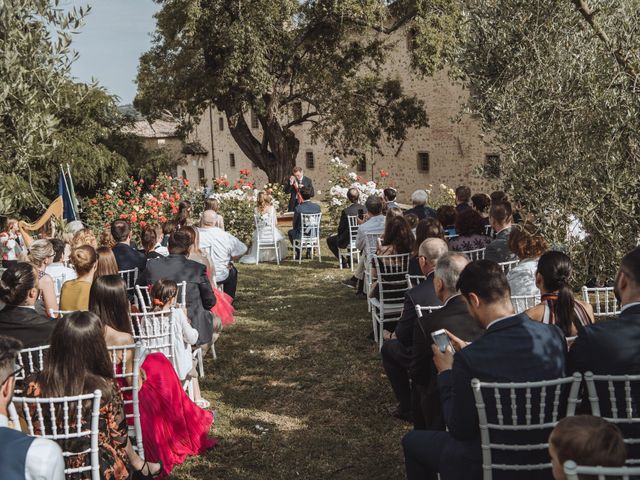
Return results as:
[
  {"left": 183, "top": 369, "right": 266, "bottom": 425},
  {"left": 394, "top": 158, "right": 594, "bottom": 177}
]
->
[
  {"left": 60, "top": 164, "right": 76, "bottom": 221},
  {"left": 66, "top": 163, "right": 80, "bottom": 219}
]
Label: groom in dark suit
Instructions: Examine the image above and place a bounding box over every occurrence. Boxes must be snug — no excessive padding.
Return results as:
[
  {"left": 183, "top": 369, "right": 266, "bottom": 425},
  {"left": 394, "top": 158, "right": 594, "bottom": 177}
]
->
[
  {"left": 326, "top": 187, "right": 365, "bottom": 267},
  {"left": 285, "top": 166, "right": 314, "bottom": 212}
]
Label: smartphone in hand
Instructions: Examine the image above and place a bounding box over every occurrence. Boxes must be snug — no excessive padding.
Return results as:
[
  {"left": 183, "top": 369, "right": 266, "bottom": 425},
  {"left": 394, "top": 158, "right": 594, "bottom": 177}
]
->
[{"left": 431, "top": 329, "right": 454, "bottom": 353}]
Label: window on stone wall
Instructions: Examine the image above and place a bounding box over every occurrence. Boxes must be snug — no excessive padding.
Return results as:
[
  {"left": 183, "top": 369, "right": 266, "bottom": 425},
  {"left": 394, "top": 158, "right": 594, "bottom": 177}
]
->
[
  {"left": 250, "top": 110, "right": 259, "bottom": 129},
  {"left": 417, "top": 152, "right": 430, "bottom": 172},
  {"left": 485, "top": 154, "right": 501, "bottom": 178},
  {"left": 229, "top": 153, "right": 236, "bottom": 168},
  {"left": 356, "top": 156, "right": 367, "bottom": 172},
  {"left": 198, "top": 168, "right": 206, "bottom": 186},
  {"left": 305, "top": 151, "right": 315, "bottom": 169},
  {"left": 218, "top": 117, "right": 224, "bottom": 131}
]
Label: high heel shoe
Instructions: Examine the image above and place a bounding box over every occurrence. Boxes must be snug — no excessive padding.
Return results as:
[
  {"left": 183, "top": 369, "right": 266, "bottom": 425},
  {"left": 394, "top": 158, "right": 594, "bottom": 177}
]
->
[{"left": 132, "top": 460, "right": 163, "bottom": 480}]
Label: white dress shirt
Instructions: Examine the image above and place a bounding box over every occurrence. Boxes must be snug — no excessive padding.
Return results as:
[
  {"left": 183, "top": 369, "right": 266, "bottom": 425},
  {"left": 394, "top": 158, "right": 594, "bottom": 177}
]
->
[
  {"left": 355, "top": 214, "right": 386, "bottom": 251},
  {"left": 0, "top": 414, "right": 65, "bottom": 480},
  {"left": 45, "top": 263, "right": 77, "bottom": 283},
  {"left": 198, "top": 227, "right": 248, "bottom": 282}
]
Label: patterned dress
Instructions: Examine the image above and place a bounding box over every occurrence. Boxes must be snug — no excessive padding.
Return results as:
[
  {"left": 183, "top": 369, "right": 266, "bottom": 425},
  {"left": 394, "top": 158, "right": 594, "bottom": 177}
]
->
[{"left": 448, "top": 234, "right": 492, "bottom": 252}]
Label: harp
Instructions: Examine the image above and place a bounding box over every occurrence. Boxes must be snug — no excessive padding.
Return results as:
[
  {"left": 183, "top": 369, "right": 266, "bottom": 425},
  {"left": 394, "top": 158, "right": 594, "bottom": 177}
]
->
[{"left": 18, "top": 196, "right": 64, "bottom": 247}]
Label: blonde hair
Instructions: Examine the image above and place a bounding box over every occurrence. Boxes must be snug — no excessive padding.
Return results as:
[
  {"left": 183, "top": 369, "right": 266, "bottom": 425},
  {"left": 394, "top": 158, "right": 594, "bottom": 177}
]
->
[
  {"left": 257, "top": 192, "right": 273, "bottom": 212},
  {"left": 28, "top": 239, "right": 54, "bottom": 267},
  {"left": 71, "top": 229, "right": 98, "bottom": 250}
]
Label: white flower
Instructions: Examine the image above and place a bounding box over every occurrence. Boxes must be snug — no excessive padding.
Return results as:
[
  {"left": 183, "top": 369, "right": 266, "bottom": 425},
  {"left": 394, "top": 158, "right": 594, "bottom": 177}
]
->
[
  {"left": 108, "top": 189, "right": 114, "bottom": 195},
  {"left": 348, "top": 172, "right": 358, "bottom": 181}
]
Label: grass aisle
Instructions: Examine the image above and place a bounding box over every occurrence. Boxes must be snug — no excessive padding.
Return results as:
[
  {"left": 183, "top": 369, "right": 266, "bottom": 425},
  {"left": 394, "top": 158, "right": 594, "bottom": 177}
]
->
[{"left": 171, "top": 255, "right": 409, "bottom": 479}]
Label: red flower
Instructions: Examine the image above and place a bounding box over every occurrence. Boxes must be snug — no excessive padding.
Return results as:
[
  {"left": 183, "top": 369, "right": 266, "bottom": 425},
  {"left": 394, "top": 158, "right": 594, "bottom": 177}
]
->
[
  {"left": 105, "top": 194, "right": 112, "bottom": 200},
  {"left": 159, "top": 216, "right": 167, "bottom": 223},
  {"left": 133, "top": 181, "right": 138, "bottom": 186},
  {"left": 125, "top": 191, "right": 131, "bottom": 197},
  {"left": 90, "top": 199, "right": 97, "bottom": 205},
  {"left": 139, "top": 179, "right": 145, "bottom": 184},
  {"left": 119, "top": 213, "right": 128, "bottom": 219},
  {"left": 117, "top": 200, "right": 124, "bottom": 206},
  {"left": 139, "top": 221, "right": 146, "bottom": 228}
]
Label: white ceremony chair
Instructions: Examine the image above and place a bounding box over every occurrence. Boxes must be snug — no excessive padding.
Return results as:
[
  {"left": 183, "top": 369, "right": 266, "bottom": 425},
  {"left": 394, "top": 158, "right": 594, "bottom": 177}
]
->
[
  {"left": 406, "top": 274, "right": 426, "bottom": 289},
  {"left": 135, "top": 281, "right": 187, "bottom": 314},
  {"left": 485, "top": 225, "right": 494, "bottom": 237},
  {"left": 15, "top": 345, "right": 50, "bottom": 395},
  {"left": 445, "top": 233, "right": 459, "bottom": 241},
  {"left": 472, "top": 373, "right": 583, "bottom": 480},
  {"left": 107, "top": 343, "right": 145, "bottom": 457},
  {"left": 563, "top": 461, "right": 640, "bottom": 479},
  {"left": 48, "top": 308, "right": 75, "bottom": 318},
  {"left": 293, "top": 213, "right": 322, "bottom": 263},
  {"left": 337, "top": 215, "right": 360, "bottom": 271},
  {"left": 499, "top": 259, "right": 520, "bottom": 274},
  {"left": 254, "top": 212, "right": 281, "bottom": 265},
  {"left": 511, "top": 294, "right": 541, "bottom": 314},
  {"left": 414, "top": 304, "right": 443, "bottom": 318},
  {"left": 584, "top": 371, "right": 640, "bottom": 464},
  {"left": 10, "top": 390, "right": 103, "bottom": 480},
  {"left": 461, "top": 248, "right": 486, "bottom": 261},
  {"left": 51, "top": 272, "right": 67, "bottom": 301},
  {"left": 581, "top": 286, "right": 620, "bottom": 319},
  {"left": 118, "top": 267, "right": 139, "bottom": 297},
  {"left": 369, "top": 253, "right": 411, "bottom": 350},
  {"left": 363, "top": 232, "right": 383, "bottom": 298}
]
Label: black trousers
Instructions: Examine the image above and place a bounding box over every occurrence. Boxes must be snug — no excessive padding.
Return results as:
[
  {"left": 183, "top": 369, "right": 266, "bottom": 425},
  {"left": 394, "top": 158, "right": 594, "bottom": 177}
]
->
[
  {"left": 219, "top": 265, "right": 238, "bottom": 299},
  {"left": 381, "top": 339, "right": 413, "bottom": 413},
  {"left": 326, "top": 235, "right": 340, "bottom": 259}
]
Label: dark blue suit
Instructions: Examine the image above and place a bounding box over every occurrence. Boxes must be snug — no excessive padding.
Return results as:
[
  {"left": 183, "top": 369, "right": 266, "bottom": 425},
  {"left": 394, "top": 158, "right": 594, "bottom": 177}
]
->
[
  {"left": 288, "top": 201, "right": 321, "bottom": 240},
  {"left": 404, "top": 205, "right": 437, "bottom": 220},
  {"left": 112, "top": 242, "right": 147, "bottom": 274},
  {"left": 403, "top": 314, "right": 567, "bottom": 480}
]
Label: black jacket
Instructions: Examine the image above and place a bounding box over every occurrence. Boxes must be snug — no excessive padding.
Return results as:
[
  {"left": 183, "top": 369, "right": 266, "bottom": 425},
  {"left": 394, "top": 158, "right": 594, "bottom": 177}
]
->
[
  {"left": 285, "top": 176, "right": 315, "bottom": 212},
  {"left": 112, "top": 242, "right": 147, "bottom": 274},
  {"left": 404, "top": 205, "right": 437, "bottom": 220},
  {"left": 395, "top": 273, "right": 440, "bottom": 348},
  {"left": 138, "top": 255, "right": 217, "bottom": 345},
  {"left": 0, "top": 305, "right": 54, "bottom": 348},
  {"left": 336, "top": 203, "right": 366, "bottom": 248}
]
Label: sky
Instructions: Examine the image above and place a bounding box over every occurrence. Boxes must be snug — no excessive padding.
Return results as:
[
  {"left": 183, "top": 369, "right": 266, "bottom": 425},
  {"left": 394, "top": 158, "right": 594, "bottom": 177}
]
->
[{"left": 66, "top": 0, "right": 161, "bottom": 105}]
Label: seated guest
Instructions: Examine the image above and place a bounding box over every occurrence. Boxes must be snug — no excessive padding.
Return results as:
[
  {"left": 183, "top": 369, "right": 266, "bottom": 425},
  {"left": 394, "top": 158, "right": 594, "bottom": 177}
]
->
[
  {"left": 175, "top": 200, "right": 193, "bottom": 230},
  {"left": 140, "top": 231, "right": 218, "bottom": 346},
  {"left": 95, "top": 246, "right": 119, "bottom": 278},
  {"left": 59, "top": 245, "right": 98, "bottom": 311},
  {"left": 383, "top": 187, "right": 399, "bottom": 211},
  {"left": 506, "top": 222, "right": 548, "bottom": 296},
  {"left": 150, "top": 223, "right": 169, "bottom": 256},
  {"left": 140, "top": 226, "right": 163, "bottom": 260},
  {"left": 484, "top": 201, "right": 518, "bottom": 263},
  {"left": 471, "top": 193, "right": 491, "bottom": 228},
  {"left": 436, "top": 206, "right": 457, "bottom": 237},
  {"left": 24, "top": 311, "right": 161, "bottom": 479},
  {"left": 381, "top": 238, "right": 447, "bottom": 422},
  {"left": 28, "top": 239, "right": 58, "bottom": 317},
  {"left": 404, "top": 213, "right": 419, "bottom": 232},
  {"left": 45, "top": 238, "right": 77, "bottom": 284},
  {"left": 90, "top": 278, "right": 216, "bottom": 475},
  {"left": 198, "top": 211, "right": 247, "bottom": 299},
  {"left": 491, "top": 190, "right": 523, "bottom": 223},
  {"left": 161, "top": 219, "right": 178, "bottom": 247},
  {"left": 98, "top": 226, "right": 116, "bottom": 249},
  {"left": 326, "top": 187, "right": 365, "bottom": 267},
  {"left": 70, "top": 228, "right": 98, "bottom": 250},
  {"left": 455, "top": 186, "right": 471, "bottom": 213},
  {"left": 526, "top": 251, "right": 594, "bottom": 337},
  {"left": 410, "top": 253, "right": 484, "bottom": 431},
  {"left": 0, "top": 263, "right": 54, "bottom": 347},
  {"left": 408, "top": 219, "right": 446, "bottom": 276},
  {"left": 202, "top": 198, "right": 225, "bottom": 230},
  {"left": 448, "top": 209, "right": 492, "bottom": 252},
  {"left": 287, "top": 186, "right": 321, "bottom": 259},
  {"left": 549, "top": 416, "right": 626, "bottom": 480},
  {"left": 0, "top": 335, "right": 65, "bottom": 480},
  {"left": 404, "top": 190, "right": 436, "bottom": 220},
  {"left": 403, "top": 260, "right": 566, "bottom": 480},
  {"left": 111, "top": 220, "right": 146, "bottom": 274}
]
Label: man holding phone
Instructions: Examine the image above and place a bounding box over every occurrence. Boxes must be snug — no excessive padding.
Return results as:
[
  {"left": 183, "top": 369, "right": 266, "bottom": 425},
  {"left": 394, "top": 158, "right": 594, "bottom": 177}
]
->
[{"left": 326, "top": 187, "right": 365, "bottom": 267}]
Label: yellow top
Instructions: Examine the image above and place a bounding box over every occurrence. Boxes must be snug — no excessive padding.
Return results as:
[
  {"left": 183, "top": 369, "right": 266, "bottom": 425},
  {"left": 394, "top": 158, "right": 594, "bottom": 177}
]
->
[{"left": 59, "top": 279, "right": 92, "bottom": 311}]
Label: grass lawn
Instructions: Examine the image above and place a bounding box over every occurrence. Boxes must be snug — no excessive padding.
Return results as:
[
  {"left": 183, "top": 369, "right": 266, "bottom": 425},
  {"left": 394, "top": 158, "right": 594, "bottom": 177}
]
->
[{"left": 171, "top": 242, "right": 410, "bottom": 479}]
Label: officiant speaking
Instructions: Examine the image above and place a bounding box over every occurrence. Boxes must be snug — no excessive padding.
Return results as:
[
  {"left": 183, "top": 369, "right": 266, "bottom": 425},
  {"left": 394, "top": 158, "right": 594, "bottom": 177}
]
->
[{"left": 284, "top": 166, "right": 315, "bottom": 212}]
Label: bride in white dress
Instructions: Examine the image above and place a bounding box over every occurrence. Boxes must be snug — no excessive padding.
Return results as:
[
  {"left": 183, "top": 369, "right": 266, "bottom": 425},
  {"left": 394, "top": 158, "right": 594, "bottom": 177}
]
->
[{"left": 240, "top": 192, "right": 288, "bottom": 264}]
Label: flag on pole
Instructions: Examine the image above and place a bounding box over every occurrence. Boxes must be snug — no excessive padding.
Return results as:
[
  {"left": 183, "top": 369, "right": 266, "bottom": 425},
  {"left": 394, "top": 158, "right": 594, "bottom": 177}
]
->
[{"left": 58, "top": 166, "right": 78, "bottom": 222}]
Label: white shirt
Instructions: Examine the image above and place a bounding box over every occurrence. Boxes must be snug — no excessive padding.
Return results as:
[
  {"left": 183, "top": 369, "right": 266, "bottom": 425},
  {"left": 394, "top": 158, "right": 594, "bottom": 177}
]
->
[
  {"left": 171, "top": 308, "right": 199, "bottom": 380},
  {"left": 0, "top": 414, "right": 65, "bottom": 480},
  {"left": 355, "top": 215, "right": 386, "bottom": 251},
  {"left": 45, "top": 263, "right": 77, "bottom": 284},
  {"left": 198, "top": 227, "right": 248, "bottom": 282},
  {"left": 154, "top": 243, "right": 169, "bottom": 257}
]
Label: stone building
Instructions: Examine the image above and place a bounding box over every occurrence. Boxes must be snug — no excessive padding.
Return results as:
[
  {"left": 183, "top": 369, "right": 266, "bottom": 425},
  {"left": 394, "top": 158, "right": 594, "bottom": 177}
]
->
[{"left": 183, "top": 25, "right": 497, "bottom": 202}]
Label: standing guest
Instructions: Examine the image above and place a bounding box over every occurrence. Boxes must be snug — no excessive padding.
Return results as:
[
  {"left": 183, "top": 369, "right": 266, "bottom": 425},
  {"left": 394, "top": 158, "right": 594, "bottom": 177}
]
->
[
  {"left": 70, "top": 228, "right": 98, "bottom": 250},
  {"left": 384, "top": 188, "right": 399, "bottom": 211},
  {"left": 287, "top": 186, "right": 321, "bottom": 260},
  {"left": 111, "top": 220, "right": 146, "bottom": 274},
  {"left": 46, "top": 238, "right": 77, "bottom": 284},
  {"left": 284, "top": 166, "right": 315, "bottom": 212},
  {"left": 0, "top": 335, "right": 65, "bottom": 480},
  {"left": 161, "top": 220, "right": 178, "bottom": 247},
  {"left": 326, "top": 187, "right": 365, "bottom": 267},
  {"left": 436, "top": 205, "right": 457, "bottom": 237},
  {"left": 201, "top": 198, "right": 225, "bottom": 230},
  {"left": 28, "top": 239, "right": 58, "bottom": 317},
  {"left": 381, "top": 238, "right": 447, "bottom": 423},
  {"left": 0, "top": 217, "right": 24, "bottom": 266},
  {"left": 506, "top": 222, "right": 548, "bottom": 296},
  {"left": 141, "top": 226, "right": 163, "bottom": 261},
  {"left": 175, "top": 200, "right": 193, "bottom": 230},
  {"left": 526, "top": 251, "right": 594, "bottom": 337},
  {"left": 59, "top": 245, "right": 98, "bottom": 311},
  {"left": 402, "top": 261, "right": 566, "bottom": 480},
  {"left": 141, "top": 231, "right": 218, "bottom": 346},
  {"left": 95, "top": 246, "right": 119, "bottom": 278},
  {"left": 549, "top": 416, "right": 626, "bottom": 480},
  {"left": 448, "top": 209, "right": 492, "bottom": 252},
  {"left": 0, "top": 263, "right": 55, "bottom": 347},
  {"left": 455, "top": 186, "right": 471, "bottom": 213},
  {"left": 484, "top": 201, "right": 518, "bottom": 263},
  {"left": 23, "top": 311, "right": 162, "bottom": 480},
  {"left": 404, "top": 190, "right": 436, "bottom": 220},
  {"left": 198, "top": 211, "right": 247, "bottom": 300},
  {"left": 471, "top": 193, "right": 491, "bottom": 228}
]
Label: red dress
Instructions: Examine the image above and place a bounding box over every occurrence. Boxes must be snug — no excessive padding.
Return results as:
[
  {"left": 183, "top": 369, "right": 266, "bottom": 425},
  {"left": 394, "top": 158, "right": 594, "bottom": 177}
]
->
[
  {"left": 212, "top": 288, "right": 235, "bottom": 326},
  {"left": 120, "top": 353, "right": 217, "bottom": 478}
]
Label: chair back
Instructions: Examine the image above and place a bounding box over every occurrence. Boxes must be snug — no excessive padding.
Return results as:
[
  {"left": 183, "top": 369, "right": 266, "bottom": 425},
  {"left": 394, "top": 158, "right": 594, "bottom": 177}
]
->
[
  {"left": 499, "top": 260, "right": 520, "bottom": 274},
  {"left": 511, "top": 295, "right": 541, "bottom": 314},
  {"left": 130, "top": 309, "right": 176, "bottom": 363},
  {"left": 49, "top": 308, "right": 76, "bottom": 318},
  {"left": 373, "top": 253, "right": 411, "bottom": 306},
  {"left": 364, "top": 232, "right": 382, "bottom": 258},
  {"left": 581, "top": 286, "right": 621, "bottom": 319},
  {"left": 472, "top": 373, "right": 583, "bottom": 480},
  {"left": 461, "top": 248, "right": 486, "bottom": 261},
  {"left": 10, "top": 390, "right": 103, "bottom": 480},
  {"left": 118, "top": 268, "right": 139, "bottom": 294},
  {"left": 16, "top": 345, "right": 50, "bottom": 393},
  {"left": 585, "top": 371, "right": 640, "bottom": 463},
  {"left": 255, "top": 212, "right": 278, "bottom": 242},
  {"left": 135, "top": 282, "right": 186, "bottom": 313},
  {"left": 406, "top": 274, "right": 426, "bottom": 289},
  {"left": 300, "top": 213, "right": 322, "bottom": 243},
  {"left": 445, "top": 233, "right": 459, "bottom": 241},
  {"left": 414, "top": 304, "right": 443, "bottom": 318},
  {"left": 51, "top": 273, "right": 67, "bottom": 300},
  {"left": 107, "top": 343, "right": 145, "bottom": 457},
  {"left": 484, "top": 225, "right": 494, "bottom": 237},
  {"left": 563, "top": 461, "right": 640, "bottom": 480},
  {"left": 347, "top": 215, "right": 360, "bottom": 246}
]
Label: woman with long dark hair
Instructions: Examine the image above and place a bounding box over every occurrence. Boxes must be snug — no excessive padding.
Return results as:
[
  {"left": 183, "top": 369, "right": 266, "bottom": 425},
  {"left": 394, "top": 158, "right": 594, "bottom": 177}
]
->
[
  {"left": 175, "top": 201, "right": 192, "bottom": 229},
  {"left": 24, "top": 311, "right": 161, "bottom": 479},
  {"left": 89, "top": 276, "right": 217, "bottom": 478},
  {"left": 525, "top": 251, "right": 595, "bottom": 337},
  {"left": 378, "top": 216, "right": 415, "bottom": 257}
]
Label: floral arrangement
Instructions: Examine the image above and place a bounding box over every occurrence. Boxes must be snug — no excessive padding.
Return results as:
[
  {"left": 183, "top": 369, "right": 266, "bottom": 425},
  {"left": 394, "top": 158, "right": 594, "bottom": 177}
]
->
[{"left": 426, "top": 184, "right": 457, "bottom": 210}]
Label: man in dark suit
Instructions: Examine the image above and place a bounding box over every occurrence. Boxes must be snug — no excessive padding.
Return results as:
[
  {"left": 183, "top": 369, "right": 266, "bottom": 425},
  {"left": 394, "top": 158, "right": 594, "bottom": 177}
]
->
[
  {"left": 455, "top": 185, "right": 471, "bottom": 213},
  {"left": 326, "top": 187, "right": 365, "bottom": 267},
  {"left": 138, "top": 231, "right": 218, "bottom": 347},
  {"left": 410, "top": 252, "right": 484, "bottom": 430},
  {"left": 484, "top": 202, "right": 517, "bottom": 263},
  {"left": 404, "top": 189, "right": 436, "bottom": 220},
  {"left": 382, "top": 238, "right": 448, "bottom": 422},
  {"left": 111, "top": 220, "right": 147, "bottom": 274},
  {"left": 403, "top": 260, "right": 566, "bottom": 480},
  {"left": 287, "top": 186, "right": 321, "bottom": 259},
  {"left": 284, "top": 166, "right": 315, "bottom": 212}
]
